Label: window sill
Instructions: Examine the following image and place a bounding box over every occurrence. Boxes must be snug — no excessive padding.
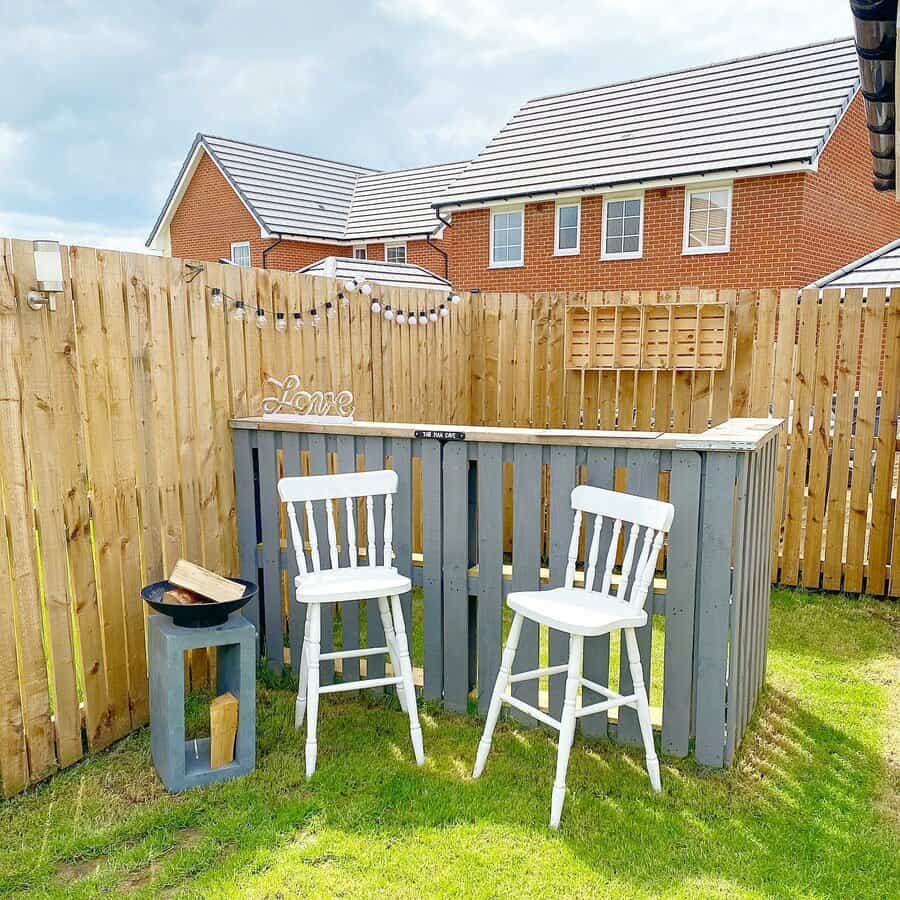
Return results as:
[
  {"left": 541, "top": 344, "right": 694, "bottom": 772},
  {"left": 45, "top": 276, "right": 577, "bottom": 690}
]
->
[
  {"left": 488, "top": 261, "right": 524, "bottom": 269},
  {"left": 682, "top": 245, "right": 730, "bottom": 256},
  {"left": 601, "top": 252, "right": 643, "bottom": 262},
  {"left": 553, "top": 249, "right": 580, "bottom": 257}
]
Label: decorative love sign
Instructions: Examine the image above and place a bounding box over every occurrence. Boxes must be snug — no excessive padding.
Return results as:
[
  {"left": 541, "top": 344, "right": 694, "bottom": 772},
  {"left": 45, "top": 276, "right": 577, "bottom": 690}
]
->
[{"left": 261, "top": 375, "right": 355, "bottom": 423}]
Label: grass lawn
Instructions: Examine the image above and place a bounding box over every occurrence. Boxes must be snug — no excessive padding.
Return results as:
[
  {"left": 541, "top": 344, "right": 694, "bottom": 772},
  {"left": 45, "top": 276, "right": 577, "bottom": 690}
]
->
[{"left": 0, "top": 589, "right": 897, "bottom": 898}]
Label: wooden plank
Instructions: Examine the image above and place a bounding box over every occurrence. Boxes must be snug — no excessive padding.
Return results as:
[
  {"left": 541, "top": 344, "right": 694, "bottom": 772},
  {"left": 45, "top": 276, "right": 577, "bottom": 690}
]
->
[
  {"left": 442, "top": 440, "right": 469, "bottom": 712},
  {"left": 730, "top": 290, "right": 757, "bottom": 418},
  {"left": 580, "top": 446, "right": 615, "bottom": 738},
  {"left": 421, "top": 439, "right": 444, "bottom": 700},
  {"left": 662, "top": 450, "right": 701, "bottom": 757},
  {"left": 769, "top": 289, "right": 798, "bottom": 580},
  {"left": 845, "top": 289, "right": 886, "bottom": 592},
  {"left": 73, "top": 245, "right": 132, "bottom": 740},
  {"left": 331, "top": 435, "right": 359, "bottom": 682},
  {"left": 616, "top": 448, "right": 659, "bottom": 747},
  {"left": 546, "top": 294, "right": 567, "bottom": 428},
  {"left": 309, "top": 433, "right": 334, "bottom": 683},
  {"left": 282, "top": 431, "right": 306, "bottom": 675},
  {"left": 223, "top": 263, "right": 248, "bottom": 418},
  {"left": 514, "top": 294, "right": 533, "bottom": 427},
  {"left": 866, "top": 289, "right": 900, "bottom": 595},
  {"left": 781, "top": 289, "right": 818, "bottom": 585},
  {"left": 802, "top": 289, "right": 839, "bottom": 588},
  {"left": 511, "top": 445, "right": 542, "bottom": 718},
  {"left": 233, "top": 428, "right": 261, "bottom": 645},
  {"left": 694, "top": 452, "right": 737, "bottom": 767},
  {"left": 256, "top": 430, "right": 283, "bottom": 673},
  {"left": 391, "top": 438, "right": 413, "bottom": 632},
  {"left": 749, "top": 288, "right": 777, "bottom": 416},
  {"left": 241, "top": 266, "right": 264, "bottom": 415},
  {"left": 9, "top": 240, "right": 82, "bottom": 766}
]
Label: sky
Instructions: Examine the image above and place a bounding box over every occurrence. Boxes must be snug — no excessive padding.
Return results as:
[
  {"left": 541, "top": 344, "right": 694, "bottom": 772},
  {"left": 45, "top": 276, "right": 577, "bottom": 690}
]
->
[{"left": 0, "top": 1, "right": 855, "bottom": 253}]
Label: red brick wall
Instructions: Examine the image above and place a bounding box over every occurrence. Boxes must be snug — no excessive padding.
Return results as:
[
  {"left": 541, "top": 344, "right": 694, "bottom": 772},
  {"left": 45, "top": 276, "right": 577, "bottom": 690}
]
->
[{"left": 168, "top": 151, "right": 448, "bottom": 276}]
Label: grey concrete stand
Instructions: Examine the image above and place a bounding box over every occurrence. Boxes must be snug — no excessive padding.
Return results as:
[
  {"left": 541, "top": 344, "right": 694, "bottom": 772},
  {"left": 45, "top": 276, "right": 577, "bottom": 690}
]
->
[{"left": 149, "top": 613, "right": 256, "bottom": 792}]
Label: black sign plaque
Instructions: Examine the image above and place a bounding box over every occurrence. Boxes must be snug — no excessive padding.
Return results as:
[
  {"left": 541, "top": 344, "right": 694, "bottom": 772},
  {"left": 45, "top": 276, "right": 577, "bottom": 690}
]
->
[{"left": 414, "top": 429, "right": 466, "bottom": 441}]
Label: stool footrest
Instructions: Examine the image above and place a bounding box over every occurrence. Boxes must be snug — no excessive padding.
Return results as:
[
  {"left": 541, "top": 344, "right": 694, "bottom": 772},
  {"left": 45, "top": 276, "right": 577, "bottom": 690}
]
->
[
  {"left": 318, "top": 675, "right": 403, "bottom": 694},
  {"left": 577, "top": 693, "right": 636, "bottom": 718},
  {"left": 508, "top": 664, "right": 568, "bottom": 684},
  {"left": 319, "top": 645, "right": 389, "bottom": 662},
  {"left": 500, "top": 692, "right": 561, "bottom": 730}
]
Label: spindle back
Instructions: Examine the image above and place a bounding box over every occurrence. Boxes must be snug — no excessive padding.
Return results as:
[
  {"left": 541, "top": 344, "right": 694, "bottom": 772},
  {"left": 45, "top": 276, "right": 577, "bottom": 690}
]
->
[
  {"left": 564, "top": 485, "right": 674, "bottom": 609},
  {"left": 278, "top": 470, "right": 398, "bottom": 577}
]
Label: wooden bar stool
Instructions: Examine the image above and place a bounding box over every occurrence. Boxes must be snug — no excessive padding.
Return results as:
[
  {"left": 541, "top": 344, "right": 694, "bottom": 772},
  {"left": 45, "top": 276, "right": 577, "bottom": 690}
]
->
[
  {"left": 279, "top": 470, "right": 424, "bottom": 778},
  {"left": 473, "top": 485, "right": 674, "bottom": 828}
]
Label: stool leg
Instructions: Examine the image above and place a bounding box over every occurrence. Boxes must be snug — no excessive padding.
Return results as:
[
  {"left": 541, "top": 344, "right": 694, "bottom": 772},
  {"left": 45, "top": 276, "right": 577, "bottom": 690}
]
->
[
  {"left": 378, "top": 596, "right": 408, "bottom": 712},
  {"left": 305, "top": 603, "right": 321, "bottom": 779},
  {"left": 473, "top": 612, "right": 524, "bottom": 779},
  {"left": 389, "top": 594, "right": 424, "bottom": 765},
  {"left": 550, "top": 632, "right": 583, "bottom": 829},
  {"left": 295, "top": 608, "right": 311, "bottom": 729},
  {"left": 624, "top": 627, "right": 661, "bottom": 793}
]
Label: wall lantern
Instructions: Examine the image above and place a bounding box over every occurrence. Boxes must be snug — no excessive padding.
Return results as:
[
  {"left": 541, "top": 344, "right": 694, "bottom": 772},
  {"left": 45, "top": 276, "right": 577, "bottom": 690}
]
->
[{"left": 27, "top": 240, "right": 64, "bottom": 311}]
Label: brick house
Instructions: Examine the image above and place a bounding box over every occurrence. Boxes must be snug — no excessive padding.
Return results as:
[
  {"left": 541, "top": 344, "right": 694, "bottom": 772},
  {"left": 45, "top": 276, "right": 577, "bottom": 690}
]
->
[{"left": 149, "top": 37, "right": 900, "bottom": 291}]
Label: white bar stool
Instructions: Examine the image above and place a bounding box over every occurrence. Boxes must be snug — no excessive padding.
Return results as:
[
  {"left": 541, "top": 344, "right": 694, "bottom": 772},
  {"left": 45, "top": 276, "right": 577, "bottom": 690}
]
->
[
  {"left": 473, "top": 484, "right": 674, "bottom": 828},
  {"left": 279, "top": 469, "right": 424, "bottom": 779}
]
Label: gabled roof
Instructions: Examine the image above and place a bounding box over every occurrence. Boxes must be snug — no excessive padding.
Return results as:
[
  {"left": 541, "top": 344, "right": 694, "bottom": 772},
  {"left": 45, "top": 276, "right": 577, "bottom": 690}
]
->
[
  {"left": 345, "top": 162, "right": 467, "bottom": 241},
  {"left": 811, "top": 236, "right": 900, "bottom": 287},
  {"left": 147, "top": 134, "right": 458, "bottom": 249},
  {"left": 299, "top": 256, "right": 452, "bottom": 292},
  {"left": 436, "top": 37, "right": 861, "bottom": 210}
]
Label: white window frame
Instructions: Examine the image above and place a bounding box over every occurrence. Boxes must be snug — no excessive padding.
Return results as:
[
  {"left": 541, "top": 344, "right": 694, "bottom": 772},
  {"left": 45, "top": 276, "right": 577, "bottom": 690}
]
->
[
  {"left": 352, "top": 244, "right": 368, "bottom": 260},
  {"left": 489, "top": 204, "right": 525, "bottom": 268},
  {"left": 554, "top": 199, "right": 581, "bottom": 256},
  {"left": 682, "top": 182, "right": 733, "bottom": 255},
  {"left": 385, "top": 241, "right": 407, "bottom": 264},
  {"left": 230, "top": 241, "right": 251, "bottom": 267},
  {"left": 601, "top": 192, "right": 644, "bottom": 261}
]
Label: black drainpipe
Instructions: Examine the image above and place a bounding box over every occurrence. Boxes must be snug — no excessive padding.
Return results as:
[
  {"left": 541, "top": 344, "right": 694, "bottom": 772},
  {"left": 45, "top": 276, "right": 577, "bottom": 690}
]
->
[
  {"left": 261, "top": 235, "right": 284, "bottom": 269},
  {"left": 427, "top": 209, "right": 453, "bottom": 281}
]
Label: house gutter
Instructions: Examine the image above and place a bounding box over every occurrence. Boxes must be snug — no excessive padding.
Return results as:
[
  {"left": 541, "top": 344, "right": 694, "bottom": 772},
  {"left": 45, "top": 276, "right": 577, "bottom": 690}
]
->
[
  {"left": 261, "top": 235, "right": 283, "bottom": 269},
  {"left": 849, "top": 0, "right": 897, "bottom": 191}
]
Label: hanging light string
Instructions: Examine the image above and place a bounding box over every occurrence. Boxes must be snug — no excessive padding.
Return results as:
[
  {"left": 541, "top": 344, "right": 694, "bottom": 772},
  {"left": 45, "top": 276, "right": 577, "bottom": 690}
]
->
[{"left": 205, "top": 276, "right": 461, "bottom": 330}]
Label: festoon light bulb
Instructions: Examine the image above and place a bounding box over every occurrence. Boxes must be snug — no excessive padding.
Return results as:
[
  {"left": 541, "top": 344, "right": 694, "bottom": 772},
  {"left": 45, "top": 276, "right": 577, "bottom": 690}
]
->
[
  {"left": 275, "top": 311, "right": 287, "bottom": 332},
  {"left": 383, "top": 304, "right": 394, "bottom": 321},
  {"left": 255, "top": 307, "right": 267, "bottom": 328},
  {"left": 210, "top": 287, "right": 223, "bottom": 309},
  {"left": 371, "top": 298, "right": 381, "bottom": 313},
  {"left": 439, "top": 304, "right": 449, "bottom": 318},
  {"left": 232, "top": 300, "right": 246, "bottom": 322},
  {"left": 293, "top": 311, "right": 304, "bottom": 330}
]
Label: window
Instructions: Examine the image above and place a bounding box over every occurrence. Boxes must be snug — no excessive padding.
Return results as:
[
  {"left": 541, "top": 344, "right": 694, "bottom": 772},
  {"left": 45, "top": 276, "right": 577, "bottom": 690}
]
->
[
  {"left": 230, "top": 241, "right": 251, "bottom": 267},
  {"left": 602, "top": 194, "right": 643, "bottom": 259},
  {"left": 490, "top": 206, "right": 524, "bottom": 267},
  {"left": 555, "top": 201, "right": 580, "bottom": 255},
  {"left": 353, "top": 245, "right": 367, "bottom": 260},
  {"left": 683, "top": 184, "right": 732, "bottom": 254},
  {"left": 385, "top": 242, "right": 407, "bottom": 264}
]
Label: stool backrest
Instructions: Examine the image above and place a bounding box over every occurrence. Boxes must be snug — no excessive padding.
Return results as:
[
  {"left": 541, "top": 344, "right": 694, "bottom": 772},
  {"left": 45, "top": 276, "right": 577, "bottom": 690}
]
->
[
  {"left": 278, "top": 470, "right": 398, "bottom": 576},
  {"left": 565, "top": 485, "right": 674, "bottom": 609}
]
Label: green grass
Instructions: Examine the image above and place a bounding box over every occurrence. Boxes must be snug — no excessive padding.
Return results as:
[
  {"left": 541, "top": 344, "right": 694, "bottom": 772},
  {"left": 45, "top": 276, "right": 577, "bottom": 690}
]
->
[{"left": 0, "top": 589, "right": 897, "bottom": 898}]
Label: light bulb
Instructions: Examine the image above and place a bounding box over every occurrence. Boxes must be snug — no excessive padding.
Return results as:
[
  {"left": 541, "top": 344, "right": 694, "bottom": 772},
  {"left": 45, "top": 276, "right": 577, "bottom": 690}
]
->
[
  {"left": 371, "top": 299, "right": 381, "bottom": 313},
  {"left": 450, "top": 293, "right": 461, "bottom": 305},
  {"left": 232, "top": 300, "right": 246, "bottom": 322},
  {"left": 439, "top": 304, "right": 449, "bottom": 318},
  {"left": 418, "top": 311, "right": 428, "bottom": 325},
  {"left": 275, "top": 312, "right": 287, "bottom": 332},
  {"left": 293, "top": 312, "right": 304, "bottom": 330},
  {"left": 383, "top": 305, "right": 394, "bottom": 320},
  {"left": 396, "top": 310, "right": 406, "bottom": 324},
  {"left": 325, "top": 301, "right": 336, "bottom": 319},
  {"left": 310, "top": 307, "right": 321, "bottom": 326},
  {"left": 409, "top": 313, "right": 417, "bottom": 326},
  {"left": 210, "top": 287, "right": 223, "bottom": 309},
  {"left": 428, "top": 308, "right": 437, "bottom": 322},
  {"left": 344, "top": 278, "right": 357, "bottom": 292},
  {"left": 255, "top": 308, "right": 267, "bottom": 328},
  {"left": 338, "top": 292, "right": 349, "bottom": 307},
  {"left": 361, "top": 283, "right": 372, "bottom": 295}
]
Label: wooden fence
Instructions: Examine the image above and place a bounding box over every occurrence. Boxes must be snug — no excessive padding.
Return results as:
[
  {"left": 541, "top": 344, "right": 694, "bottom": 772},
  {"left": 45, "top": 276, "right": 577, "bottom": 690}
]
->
[
  {"left": 0, "top": 238, "right": 466, "bottom": 796},
  {"left": 231, "top": 417, "right": 780, "bottom": 768},
  {"left": 468, "top": 288, "right": 900, "bottom": 596}
]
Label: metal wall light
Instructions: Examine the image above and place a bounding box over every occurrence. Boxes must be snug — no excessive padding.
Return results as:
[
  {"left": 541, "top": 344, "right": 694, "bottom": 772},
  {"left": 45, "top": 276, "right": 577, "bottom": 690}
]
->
[{"left": 27, "top": 240, "right": 64, "bottom": 311}]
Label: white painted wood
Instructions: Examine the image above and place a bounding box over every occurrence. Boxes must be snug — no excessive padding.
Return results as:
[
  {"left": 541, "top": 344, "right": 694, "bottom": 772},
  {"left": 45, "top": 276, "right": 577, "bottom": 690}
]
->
[
  {"left": 280, "top": 468, "right": 423, "bottom": 776},
  {"left": 473, "top": 483, "right": 673, "bottom": 827}
]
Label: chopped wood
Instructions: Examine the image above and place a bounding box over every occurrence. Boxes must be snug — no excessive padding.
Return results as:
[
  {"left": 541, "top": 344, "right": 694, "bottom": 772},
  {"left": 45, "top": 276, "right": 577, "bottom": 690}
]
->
[
  {"left": 162, "top": 587, "right": 209, "bottom": 606},
  {"left": 169, "top": 560, "right": 244, "bottom": 603},
  {"left": 209, "top": 692, "right": 239, "bottom": 769}
]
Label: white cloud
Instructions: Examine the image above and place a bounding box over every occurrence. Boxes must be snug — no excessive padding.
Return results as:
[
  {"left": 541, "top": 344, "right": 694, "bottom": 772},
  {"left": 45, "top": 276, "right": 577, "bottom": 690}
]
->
[
  {"left": 0, "top": 210, "right": 155, "bottom": 255},
  {"left": 0, "top": 124, "right": 27, "bottom": 173}
]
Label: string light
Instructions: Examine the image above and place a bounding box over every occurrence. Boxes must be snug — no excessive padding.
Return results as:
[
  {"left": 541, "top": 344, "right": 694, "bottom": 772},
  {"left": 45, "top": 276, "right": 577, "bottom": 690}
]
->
[
  {"left": 325, "top": 300, "right": 336, "bottom": 319},
  {"left": 360, "top": 283, "right": 372, "bottom": 295},
  {"left": 428, "top": 308, "right": 437, "bottom": 322},
  {"left": 256, "top": 307, "right": 267, "bottom": 328},
  {"left": 310, "top": 307, "right": 321, "bottom": 326},
  {"left": 232, "top": 299, "right": 246, "bottom": 322},
  {"left": 210, "top": 287, "right": 223, "bottom": 309},
  {"left": 275, "top": 311, "right": 287, "bottom": 332},
  {"left": 396, "top": 310, "right": 406, "bottom": 324},
  {"left": 344, "top": 278, "right": 358, "bottom": 292},
  {"left": 409, "top": 311, "right": 417, "bottom": 326},
  {"left": 439, "top": 304, "right": 448, "bottom": 318},
  {"left": 338, "top": 292, "right": 349, "bottom": 307},
  {"left": 371, "top": 298, "right": 381, "bottom": 314},
  {"left": 383, "top": 304, "right": 394, "bottom": 321},
  {"left": 418, "top": 311, "right": 428, "bottom": 325},
  {"left": 293, "top": 311, "right": 304, "bottom": 330},
  {"left": 450, "top": 293, "right": 461, "bottom": 305}
]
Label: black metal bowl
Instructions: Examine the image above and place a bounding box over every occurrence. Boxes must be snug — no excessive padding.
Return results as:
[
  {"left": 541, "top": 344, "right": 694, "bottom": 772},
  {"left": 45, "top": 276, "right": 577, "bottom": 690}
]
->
[{"left": 141, "top": 578, "right": 257, "bottom": 628}]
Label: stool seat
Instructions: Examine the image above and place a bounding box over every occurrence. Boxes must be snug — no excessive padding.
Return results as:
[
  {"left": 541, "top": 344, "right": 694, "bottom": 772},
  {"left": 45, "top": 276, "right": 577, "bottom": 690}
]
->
[
  {"left": 508, "top": 587, "right": 647, "bottom": 636},
  {"left": 296, "top": 566, "right": 412, "bottom": 603}
]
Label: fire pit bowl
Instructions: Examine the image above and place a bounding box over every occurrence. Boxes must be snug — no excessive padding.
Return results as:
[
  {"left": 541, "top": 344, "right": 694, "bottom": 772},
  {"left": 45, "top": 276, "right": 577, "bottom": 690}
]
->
[{"left": 141, "top": 579, "right": 257, "bottom": 628}]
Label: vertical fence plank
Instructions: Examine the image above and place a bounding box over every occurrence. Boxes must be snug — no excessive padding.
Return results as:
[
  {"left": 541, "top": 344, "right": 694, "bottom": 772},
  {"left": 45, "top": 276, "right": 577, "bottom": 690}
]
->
[
  {"left": 257, "top": 429, "right": 283, "bottom": 673},
  {"left": 391, "top": 438, "right": 413, "bottom": 631},
  {"left": 309, "top": 433, "right": 334, "bottom": 683},
  {"left": 476, "top": 443, "right": 504, "bottom": 715},
  {"left": 442, "top": 440, "right": 469, "bottom": 711},
  {"left": 233, "top": 427, "right": 261, "bottom": 646},
  {"left": 421, "top": 439, "right": 444, "bottom": 699},
  {"left": 282, "top": 431, "right": 306, "bottom": 675},
  {"left": 694, "top": 452, "right": 737, "bottom": 767}
]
